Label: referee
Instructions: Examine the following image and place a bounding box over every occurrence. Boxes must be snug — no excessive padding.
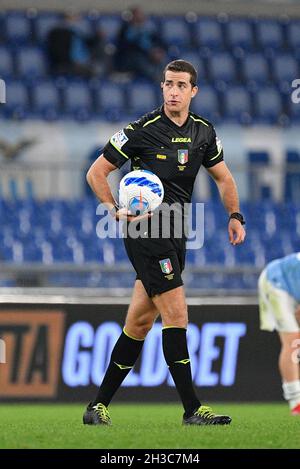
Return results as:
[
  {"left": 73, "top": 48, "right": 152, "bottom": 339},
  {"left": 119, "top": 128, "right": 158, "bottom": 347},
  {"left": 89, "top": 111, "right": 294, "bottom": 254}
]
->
[{"left": 84, "top": 60, "right": 246, "bottom": 426}]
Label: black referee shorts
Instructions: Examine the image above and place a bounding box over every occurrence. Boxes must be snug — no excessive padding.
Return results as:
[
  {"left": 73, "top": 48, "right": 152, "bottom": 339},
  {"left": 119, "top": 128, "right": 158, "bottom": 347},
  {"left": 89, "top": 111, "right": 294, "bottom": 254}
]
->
[{"left": 123, "top": 233, "right": 186, "bottom": 298}]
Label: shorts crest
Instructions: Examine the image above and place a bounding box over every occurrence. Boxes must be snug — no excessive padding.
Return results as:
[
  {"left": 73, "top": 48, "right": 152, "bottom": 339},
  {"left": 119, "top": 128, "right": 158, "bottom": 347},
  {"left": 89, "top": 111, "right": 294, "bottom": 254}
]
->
[{"left": 159, "top": 258, "right": 173, "bottom": 274}]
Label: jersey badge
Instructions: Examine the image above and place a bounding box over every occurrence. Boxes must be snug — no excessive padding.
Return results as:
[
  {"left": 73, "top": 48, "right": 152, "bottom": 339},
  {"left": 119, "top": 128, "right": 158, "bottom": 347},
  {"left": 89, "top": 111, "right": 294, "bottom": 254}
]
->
[
  {"left": 111, "top": 130, "right": 128, "bottom": 149},
  {"left": 216, "top": 136, "right": 223, "bottom": 152},
  {"left": 178, "top": 149, "right": 188, "bottom": 165}
]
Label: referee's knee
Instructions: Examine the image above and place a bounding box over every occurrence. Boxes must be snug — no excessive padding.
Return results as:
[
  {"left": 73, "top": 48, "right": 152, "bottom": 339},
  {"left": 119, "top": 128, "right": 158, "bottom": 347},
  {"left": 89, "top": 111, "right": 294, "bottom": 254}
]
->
[{"left": 124, "top": 319, "right": 154, "bottom": 340}]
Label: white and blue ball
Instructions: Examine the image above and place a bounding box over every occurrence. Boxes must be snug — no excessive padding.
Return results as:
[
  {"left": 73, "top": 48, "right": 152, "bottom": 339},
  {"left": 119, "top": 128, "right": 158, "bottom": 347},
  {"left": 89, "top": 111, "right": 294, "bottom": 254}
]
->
[{"left": 119, "top": 170, "right": 164, "bottom": 215}]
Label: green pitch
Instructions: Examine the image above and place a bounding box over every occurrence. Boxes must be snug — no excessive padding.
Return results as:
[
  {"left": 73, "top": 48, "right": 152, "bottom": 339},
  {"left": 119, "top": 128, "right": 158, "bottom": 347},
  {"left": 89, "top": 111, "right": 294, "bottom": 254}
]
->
[{"left": 0, "top": 403, "right": 299, "bottom": 449}]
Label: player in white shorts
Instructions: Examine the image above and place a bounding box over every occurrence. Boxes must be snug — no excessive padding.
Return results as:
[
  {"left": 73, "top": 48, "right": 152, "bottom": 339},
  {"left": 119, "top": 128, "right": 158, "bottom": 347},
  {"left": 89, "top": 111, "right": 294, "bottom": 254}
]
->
[{"left": 258, "top": 252, "right": 300, "bottom": 415}]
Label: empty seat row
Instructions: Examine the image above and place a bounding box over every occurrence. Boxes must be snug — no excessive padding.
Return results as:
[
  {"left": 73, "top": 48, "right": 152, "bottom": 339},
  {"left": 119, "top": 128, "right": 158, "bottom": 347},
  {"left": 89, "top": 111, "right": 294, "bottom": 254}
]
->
[
  {"left": 2, "top": 198, "right": 300, "bottom": 222},
  {"left": 0, "top": 80, "right": 160, "bottom": 120},
  {"left": 1, "top": 199, "right": 299, "bottom": 260},
  {"left": 0, "top": 46, "right": 298, "bottom": 85},
  {"left": 1, "top": 79, "right": 298, "bottom": 124},
  {"left": 0, "top": 232, "right": 296, "bottom": 267}
]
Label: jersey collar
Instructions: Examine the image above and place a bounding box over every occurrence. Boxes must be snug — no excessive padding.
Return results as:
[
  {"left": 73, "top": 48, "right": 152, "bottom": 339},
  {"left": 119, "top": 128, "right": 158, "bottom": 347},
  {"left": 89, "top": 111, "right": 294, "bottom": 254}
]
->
[{"left": 160, "top": 105, "right": 191, "bottom": 130}]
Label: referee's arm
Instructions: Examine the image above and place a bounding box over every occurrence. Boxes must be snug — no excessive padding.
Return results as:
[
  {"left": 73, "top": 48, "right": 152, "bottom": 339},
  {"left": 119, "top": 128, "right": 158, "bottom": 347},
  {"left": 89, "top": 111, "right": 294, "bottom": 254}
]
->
[
  {"left": 86, "top": 154, "right": 118, "bottom": 213},
  {"left": 206, "top": 161, "right": 246, "bottom": 246},
  {"left": 86, "top": 154, "right": 151, "bottom": 222}
]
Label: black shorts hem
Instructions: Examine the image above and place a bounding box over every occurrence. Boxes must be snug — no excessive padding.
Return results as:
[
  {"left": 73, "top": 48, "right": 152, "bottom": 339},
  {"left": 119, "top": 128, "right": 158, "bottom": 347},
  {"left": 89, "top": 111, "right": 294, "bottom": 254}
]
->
[{"left": 143, "top": 278, "right": 183, "bottom": 298}]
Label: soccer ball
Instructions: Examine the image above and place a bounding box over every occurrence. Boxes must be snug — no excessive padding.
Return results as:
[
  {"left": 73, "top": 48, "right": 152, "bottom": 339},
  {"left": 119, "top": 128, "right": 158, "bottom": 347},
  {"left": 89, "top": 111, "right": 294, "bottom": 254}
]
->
[{"left": 119, "top": 170, "right": 164, "bottom": 215}]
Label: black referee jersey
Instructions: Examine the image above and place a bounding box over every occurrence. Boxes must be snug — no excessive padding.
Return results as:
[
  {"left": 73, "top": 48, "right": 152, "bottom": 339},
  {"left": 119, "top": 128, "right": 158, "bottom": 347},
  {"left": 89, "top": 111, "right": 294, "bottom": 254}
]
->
[
  {"left": 102, "top": 105, "right": 224, "bottom": 296},
  {"left": 103, "top": 105, "right": 224, "bottom": 208}
]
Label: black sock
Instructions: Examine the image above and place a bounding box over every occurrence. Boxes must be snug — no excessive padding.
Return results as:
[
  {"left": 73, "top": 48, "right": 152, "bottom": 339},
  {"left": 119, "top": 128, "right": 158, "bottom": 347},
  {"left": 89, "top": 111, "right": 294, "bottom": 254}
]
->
[
  {"left": 162, "top": 327, "right": 200, "bottom": 416},
  {"left": 92, "top": 330, "right": 144, "bottom": 407}
]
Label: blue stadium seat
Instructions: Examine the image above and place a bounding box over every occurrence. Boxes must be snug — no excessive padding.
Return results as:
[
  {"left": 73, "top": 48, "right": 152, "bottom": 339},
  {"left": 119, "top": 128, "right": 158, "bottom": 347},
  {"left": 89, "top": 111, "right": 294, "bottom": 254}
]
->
[
  {"left": 127, "top": 82, "right": 158, "bottom": 114},
  {"left": 250, "top": 203, "right": 280, "bottom": 238},
  {"left": 181, "top": 51, "right": 206, "bottom": 81},
  {"left": 51, "top": 243, "right": 74, "bottom": 262},
  {"left": 17, "top": 47, "right": 47, "bottom": 79},
  {"left": 36, "top": 208, "right": 66, "bottom": 235},
  {"left": 34, "top": 13, "right": 62, "bottom": 43},
  {"left": 63, "top": 81, "right": 93, "bottom": 118},
  {"left": 275, "top": 202, "right": 297, "bottom": 230},
  {"left": 1, "top": 240, "right": 25, "bottom": 262},
  {"left": 248, "top": 152, "right": 271, "bottom": 201},
  {"left": 161, "top": 17, "right": 190, "bottom": 47},
  {"left": 5, "top": 12, "right": 32, "bottom": 44},
  {"left": 285, "top": 151, "right": 300, "bottom": 202},
  {"left": 223, "top": 86, "right": 251, "bottom": 122},
  {"left": 263, "top": 240, "right": 285, "bottom": 263},
  {"left": 101, "top": 240, "right": 117, "bottom": 264},
  {"left": 272, "top": 54, "right": 298, "bottom": 83},
  {"left": 226, "top": 19, "right": 254, "bottom": 50},
  {"left": 232, "top": 244, "right": 258, "bottom": 266},
  {"left": 254, "top": 87, "right": 282, "bottom": 123},
  {"left": 0, "top": 47, "right": 14, "bottom": 78},
  {"left": 290, "top": 239, "right": 300, "bottom": 254},
  {"left": 255, "top": 20, "right": 283, "bottom": 49},
  {"left": 82, "top": 242, "right": 103, "bottom": 263},
  {"left": 111, "top": 240, "right": 128, "bottom": 263},
  {"left": 22, "top": 241, "right": 43, "bottom": 262},
  {"left": 287, "top": 21, "right": 300, "bottom": 50},
  {"left": 32, "top": 80, "right": 60, "bottom": 118},
  {"left": 191, "top": 85, "right": 219, "bottom": 120},
  {"left": 242, "top": 53, "right": 269, "bottom": 84},
  {"left": 0, "top": 228, "right": 13, "bottom": 252},
  {"left": 203, "top": 241, "right": 227, "bottom": 265},
  {"left": 83, "top": 239, "right": 115, "bottom": 264},
  {"left": 195, "top": 18, "right": 223, "bottom": 49},
  {"left": 97, "top": 81, "right": 125, "bottom": 119},
  {"left": 96, "top": 15, "right": 121, "bottom": 44},
  {"left": 5, "top": 81, "right": 30, "bottom": 117},
  {"left": 209, "top": 52, "right": 236, "bottom": 83}
]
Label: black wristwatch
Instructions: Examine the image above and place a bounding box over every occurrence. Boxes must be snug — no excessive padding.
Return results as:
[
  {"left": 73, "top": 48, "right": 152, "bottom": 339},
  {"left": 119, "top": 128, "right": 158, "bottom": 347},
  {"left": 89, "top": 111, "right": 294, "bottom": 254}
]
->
[
  {"left": 229, "top": 212, "right": 245, "bottom": 225},
  {"left": 108, "top": 204, "right": 119, "bottom": 219}
]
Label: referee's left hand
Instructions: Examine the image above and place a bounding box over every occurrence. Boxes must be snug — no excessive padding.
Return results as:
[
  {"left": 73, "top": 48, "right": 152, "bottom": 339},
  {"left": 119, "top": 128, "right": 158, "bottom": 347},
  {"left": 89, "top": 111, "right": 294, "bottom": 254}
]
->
[
  {"left": 228, "top": 219, "right": 246, "bottom": 245},
  {"left": 115, "top": 207, "right": 153, "bottom": 223}
]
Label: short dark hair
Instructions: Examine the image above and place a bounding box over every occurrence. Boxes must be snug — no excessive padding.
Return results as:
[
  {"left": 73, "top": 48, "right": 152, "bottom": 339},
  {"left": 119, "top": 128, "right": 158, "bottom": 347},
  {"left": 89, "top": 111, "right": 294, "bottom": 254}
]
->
[{"left": 163, "top": 60, "right": 197, "bottom": 87}]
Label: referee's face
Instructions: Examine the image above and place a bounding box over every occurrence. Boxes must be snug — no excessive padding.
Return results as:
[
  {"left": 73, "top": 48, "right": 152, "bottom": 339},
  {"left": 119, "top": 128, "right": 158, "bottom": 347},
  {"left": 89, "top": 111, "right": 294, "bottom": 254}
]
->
[{"left": 162, "top": 71, "right": 198, "bottom": 115}]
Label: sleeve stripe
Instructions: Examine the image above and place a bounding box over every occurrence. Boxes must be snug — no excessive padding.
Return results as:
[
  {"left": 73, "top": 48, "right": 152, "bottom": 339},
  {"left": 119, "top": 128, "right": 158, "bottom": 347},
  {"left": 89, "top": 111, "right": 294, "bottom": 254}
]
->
[
  {"left": 109, "top": 138, "right": 129, "bottom": 159},
  {"left": 209, "top": 148, "right": 222, "bottom": 161}
]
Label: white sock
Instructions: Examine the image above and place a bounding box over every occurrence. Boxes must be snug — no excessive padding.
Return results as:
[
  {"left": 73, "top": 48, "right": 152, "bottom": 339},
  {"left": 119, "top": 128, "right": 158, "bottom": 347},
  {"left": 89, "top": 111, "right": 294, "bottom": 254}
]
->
[{"left": 282, "top": 380, "right": 300, "bottom": 409}]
